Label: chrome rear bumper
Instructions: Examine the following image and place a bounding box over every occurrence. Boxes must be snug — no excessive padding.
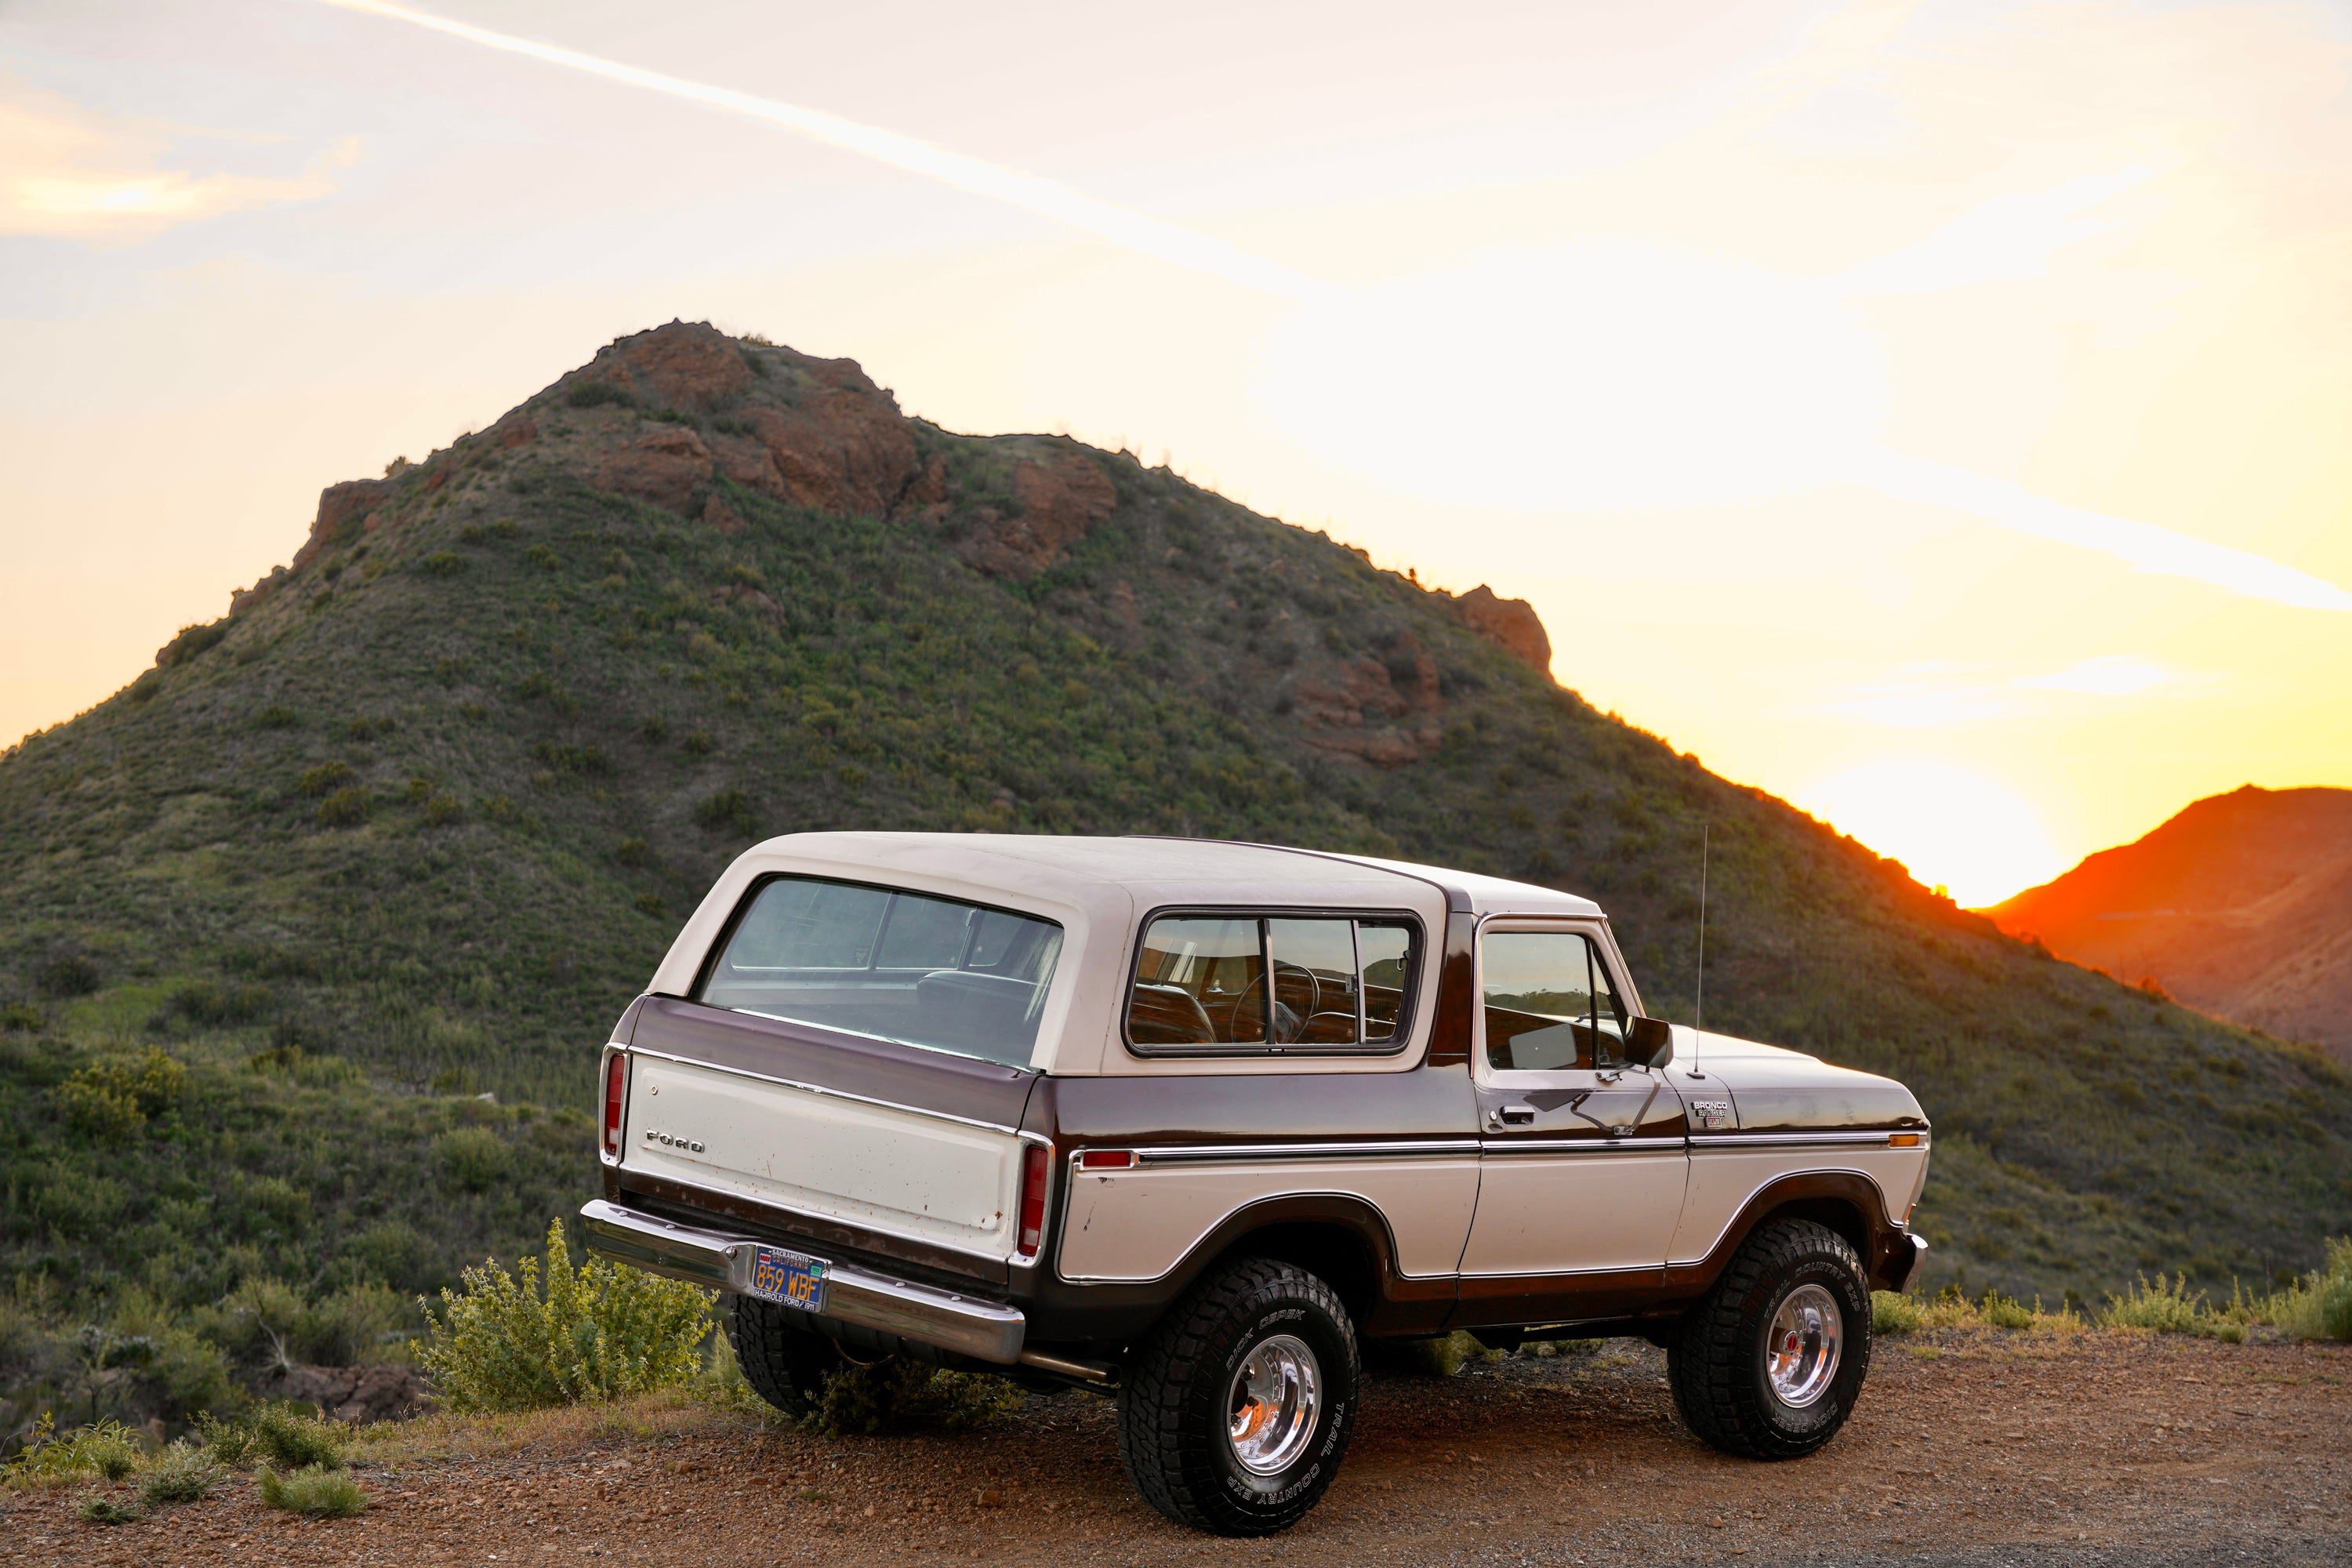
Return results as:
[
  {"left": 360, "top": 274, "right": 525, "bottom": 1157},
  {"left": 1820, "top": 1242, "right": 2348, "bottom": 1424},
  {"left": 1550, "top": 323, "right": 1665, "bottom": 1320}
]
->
[{"left": 579, "top": 1199, "right": 1026, "bottom": 1365}]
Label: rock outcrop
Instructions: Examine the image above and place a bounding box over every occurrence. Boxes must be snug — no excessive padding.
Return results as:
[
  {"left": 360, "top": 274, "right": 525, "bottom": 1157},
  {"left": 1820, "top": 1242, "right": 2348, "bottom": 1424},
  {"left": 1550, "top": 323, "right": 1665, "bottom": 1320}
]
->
[
  {"left": 1447, "top": 586, "right": 1552, "bottom": 677},
  {"left": 252, "top": 1362, "right": 436, "bottom": 1424}
]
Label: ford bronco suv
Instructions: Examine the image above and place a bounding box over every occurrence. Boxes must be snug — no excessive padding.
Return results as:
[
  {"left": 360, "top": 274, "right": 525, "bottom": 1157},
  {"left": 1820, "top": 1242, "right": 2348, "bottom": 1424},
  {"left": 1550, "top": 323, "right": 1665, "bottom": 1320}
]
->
[{"left": 583, "top": 833, "right": 1930, "bottom": 1534}]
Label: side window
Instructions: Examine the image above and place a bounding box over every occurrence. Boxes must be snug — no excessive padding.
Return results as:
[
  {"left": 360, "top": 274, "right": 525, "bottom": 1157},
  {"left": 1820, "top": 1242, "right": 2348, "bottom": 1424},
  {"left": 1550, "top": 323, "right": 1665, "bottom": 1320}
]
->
[
  {"left": 1127, "top": 913, "right": 1420, "bottom": 1054},
  {"left": 1481, "top": 931, "right": 1630, "bottom": 1072}
]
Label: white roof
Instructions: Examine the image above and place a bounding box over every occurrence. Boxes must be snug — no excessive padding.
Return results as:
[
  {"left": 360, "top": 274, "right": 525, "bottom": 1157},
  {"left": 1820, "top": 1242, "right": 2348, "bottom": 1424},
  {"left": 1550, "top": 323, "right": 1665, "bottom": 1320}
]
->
[{"left": 647, "top": 833, "right": 1607, "bottom": 1074}]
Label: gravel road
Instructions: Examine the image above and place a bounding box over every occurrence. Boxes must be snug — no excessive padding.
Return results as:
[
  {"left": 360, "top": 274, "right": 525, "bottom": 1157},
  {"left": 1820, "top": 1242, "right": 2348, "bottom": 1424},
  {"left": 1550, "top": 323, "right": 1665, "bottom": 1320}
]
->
[{"left": 9, "top": 1328, "right": 2347, "bottom": 1567}]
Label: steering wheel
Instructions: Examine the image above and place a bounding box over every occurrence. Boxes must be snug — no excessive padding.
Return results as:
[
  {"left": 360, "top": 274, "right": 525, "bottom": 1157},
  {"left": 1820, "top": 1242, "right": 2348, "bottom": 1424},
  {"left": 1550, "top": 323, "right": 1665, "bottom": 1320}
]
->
[{"left": 1233, "top": 963, "right": 1320, "bottom": 1044}]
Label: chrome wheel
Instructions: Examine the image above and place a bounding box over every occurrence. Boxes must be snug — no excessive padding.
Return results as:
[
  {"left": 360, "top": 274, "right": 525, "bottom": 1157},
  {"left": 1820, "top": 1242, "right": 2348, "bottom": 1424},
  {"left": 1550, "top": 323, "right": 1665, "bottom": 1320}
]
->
[
  {"left": 1764, "top": 1283, "right": 1842, "bottom": 1408},
  {"left": 1225, "top": 1334, "right": 1320, "bottom": 1475}
]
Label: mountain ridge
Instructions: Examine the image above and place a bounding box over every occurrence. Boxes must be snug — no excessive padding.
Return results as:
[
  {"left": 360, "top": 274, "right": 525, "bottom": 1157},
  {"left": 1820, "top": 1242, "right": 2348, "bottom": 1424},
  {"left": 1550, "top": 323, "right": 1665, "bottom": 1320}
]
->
[{"left": 1988, "top": 785, "right": 2352, "bottom": 1060}]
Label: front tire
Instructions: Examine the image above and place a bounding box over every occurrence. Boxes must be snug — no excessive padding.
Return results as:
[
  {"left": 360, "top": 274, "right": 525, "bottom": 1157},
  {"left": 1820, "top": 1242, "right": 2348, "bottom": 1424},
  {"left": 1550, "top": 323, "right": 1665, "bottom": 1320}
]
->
[
  {"left": 724, "top": 1294, "right": 844, "bottom": 1419},
  {"left": 1668, "top": 1218, "right": 1871, "bottom": 1459},
  {"left": 1117, "top": 1258, "right": 1359, "bottom": 1535}
]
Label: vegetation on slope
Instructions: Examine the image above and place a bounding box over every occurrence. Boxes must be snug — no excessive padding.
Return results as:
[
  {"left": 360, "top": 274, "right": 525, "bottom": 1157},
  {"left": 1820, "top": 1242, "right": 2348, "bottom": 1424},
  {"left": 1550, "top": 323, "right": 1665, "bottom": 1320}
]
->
[{"left": 2, "top": 325, "right": 2347, "bottom": 1441}]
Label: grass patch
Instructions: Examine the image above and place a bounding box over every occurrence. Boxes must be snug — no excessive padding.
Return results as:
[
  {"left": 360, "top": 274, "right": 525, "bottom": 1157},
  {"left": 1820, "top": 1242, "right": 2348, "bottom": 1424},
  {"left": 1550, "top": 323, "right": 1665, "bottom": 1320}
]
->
[
  {"left": 139, "top": 1442, "right": 226, "bottom": 1504},
  {"left": 256, "top": 1463, "right": 368, "bottom": 1517}
]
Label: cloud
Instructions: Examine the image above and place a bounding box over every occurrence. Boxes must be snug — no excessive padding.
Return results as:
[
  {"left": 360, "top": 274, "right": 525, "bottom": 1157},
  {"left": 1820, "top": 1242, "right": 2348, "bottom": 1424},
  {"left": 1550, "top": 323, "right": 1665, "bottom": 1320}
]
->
[
  {"left": 2012, "top": 655, "right": 2174, "bottom": 697},
  {"left": 1834, "top": 167, "right": 2155, "bottom": 296},
  {"left": 0, "top": 79, "right": 354, "bottom": 239}
]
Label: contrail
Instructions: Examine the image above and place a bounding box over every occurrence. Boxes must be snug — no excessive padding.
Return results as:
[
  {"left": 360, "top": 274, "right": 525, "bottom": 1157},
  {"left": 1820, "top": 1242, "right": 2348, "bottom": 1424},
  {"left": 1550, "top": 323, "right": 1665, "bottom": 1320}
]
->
[
  {"left": 310, "top": 0, "right": 1333, "bottom": 303},
  {"left": 314, "top": 0, "right": 2351, "bottom": 615},
  {"left": 1860, "top": 452, "right": 2352, "bottom": 612}
]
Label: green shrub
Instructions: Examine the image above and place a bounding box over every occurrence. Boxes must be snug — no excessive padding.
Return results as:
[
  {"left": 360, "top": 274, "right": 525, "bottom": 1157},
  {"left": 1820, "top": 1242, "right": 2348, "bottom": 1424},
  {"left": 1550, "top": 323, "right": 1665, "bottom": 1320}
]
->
[
  {"left": 78, "top": 1494, "right": 144, "bottom": 1524},
  {"left": 197, "top": 1405, "right": 347, "bottom": 1471},
  {"left": 36, "top": 954, "right": 100, "bottom": 997},
  {"left": 525, "top": 543, "right": 561, "bottom": 569},
  {"left": 256, "top": 1464, "right": 368, "bottom": 1517},
  {"left": 423, "top": 552, "right": 466, "bottom": 576},
  {"left": 166, "top": 982, "right": 272, "bottom": 1027},
  {"left": 2, "top": 1000, "right": 43, "bottom": 1032},
  {"left": 412, "top": 1219, "right": 713, "bottom": 1413},
  {"left": 436, "top": 1127, "right": 510, "bottom": 1192},
  {"left": 57, "top": 1049, "right": 184, "bottom": 1139},
  {"left": 613, "top": 837, "right": 653, "bottom": 867},
  {"left": 681, "top": 730, "right": 714, "bottom": 757},
  {"left": 157, "top": 621, "right": 229, "bottom": 667},
  {"left": 316, "top": 786, "right": 370, "bottom": 827},
  {"left": 140, "top": 1443, "right": 225, "bottom": 1504},
  {"left": 299, "top": 760, "right": 355, "bottom": 796},
  {"left": 1978, "top": 1291, "right": 2037, "bottom": 1330},
  {"left": 1872, "top": 1290, "right": 1926, "bottom": 1334},
  {"left": 2104, "top": 1273, "right": 2212, "bottom": 1334},
  {"left": 633, "top": 892, "right": 667, "bottom": 916},
  {"left": 691, "top": 787, "right": 757, "bottom": 836},
  {"left": 803, "top": 1359, "right": 1022, "bottom": 1437},
  {"left": 254, "top": 703, "right": 299, "bottom": 728},
  {"left": 423, "top": 793, "right": 466, "bottom": 826},
  {"left": 2270, "top": 1238, "right": 2352, "bottom": 1342},
  {"left": 564, "top": 380, "right": 632, "bottom": 409},
  {"left": 7, "top": 1417, "right": 142, "bottom": 1482}
]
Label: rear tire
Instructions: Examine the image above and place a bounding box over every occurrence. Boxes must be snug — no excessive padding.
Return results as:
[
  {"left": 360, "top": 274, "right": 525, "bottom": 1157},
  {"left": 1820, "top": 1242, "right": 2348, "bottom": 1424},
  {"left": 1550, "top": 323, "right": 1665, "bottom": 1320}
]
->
[
  {"left": 724, "top": 1294, "right": 843, "bottom": 1419},
  {"left": 1117, "top": 1258, "right": 1359, "bottom": 1536},
  {"left": 1668, "top": 1218, "right": 1871, "bottom": 1459}
]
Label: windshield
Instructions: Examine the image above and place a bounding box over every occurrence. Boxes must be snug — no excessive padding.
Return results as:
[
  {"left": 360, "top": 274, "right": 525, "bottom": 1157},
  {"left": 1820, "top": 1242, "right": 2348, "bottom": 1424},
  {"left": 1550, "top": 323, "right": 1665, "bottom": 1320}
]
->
[{"left": 696, "top": 876, "right": 1064, "bottom": 1069}]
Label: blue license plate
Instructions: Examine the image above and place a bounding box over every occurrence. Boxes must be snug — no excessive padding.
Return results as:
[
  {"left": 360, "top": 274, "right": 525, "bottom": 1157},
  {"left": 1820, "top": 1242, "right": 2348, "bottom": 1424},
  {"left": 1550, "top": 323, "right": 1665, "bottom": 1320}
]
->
[{"left": 746, "top": 1246, "right": 828, "bottom": 1312}]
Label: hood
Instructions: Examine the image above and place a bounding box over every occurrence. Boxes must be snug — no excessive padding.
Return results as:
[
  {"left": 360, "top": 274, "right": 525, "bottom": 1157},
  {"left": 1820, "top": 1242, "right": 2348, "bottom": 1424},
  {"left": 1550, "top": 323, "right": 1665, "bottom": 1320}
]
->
[{"left": 1671, "top": 1027, "right": 1929, "bottom": 1134}]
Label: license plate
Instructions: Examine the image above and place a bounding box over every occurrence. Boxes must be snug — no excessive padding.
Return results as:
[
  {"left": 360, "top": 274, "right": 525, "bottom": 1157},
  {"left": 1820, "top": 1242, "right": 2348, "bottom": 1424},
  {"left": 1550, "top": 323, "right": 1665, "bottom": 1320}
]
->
[{"left": 746, "top": 1246, "right": 828, "bottom": 1312}]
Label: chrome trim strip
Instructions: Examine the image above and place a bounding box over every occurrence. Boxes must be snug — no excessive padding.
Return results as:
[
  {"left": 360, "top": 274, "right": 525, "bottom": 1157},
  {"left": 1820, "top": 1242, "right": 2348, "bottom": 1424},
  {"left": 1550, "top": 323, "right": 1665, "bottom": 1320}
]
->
[
  {"left": 622, "top": 1170, "right": 1016, "bottom": 1269},
  {"left": 625, "top": 1044, "right": 1034, "bottom": 1138},
  {"left": 580, "top": 1199, "right": 1026, "bottom": 1363},
  {"left": 1689, "top": 1131, "right": 1924, "bottom": 1149},
  {"left": 1129, "top": 1140, "right": 1483, "bottom": 1164},
  {"left": 1479, "top": 1137, "right": 1689, "bottom": 1154},
  {"left": 1457, "top": 1261, "right": 1665, "bottom": 1281}
]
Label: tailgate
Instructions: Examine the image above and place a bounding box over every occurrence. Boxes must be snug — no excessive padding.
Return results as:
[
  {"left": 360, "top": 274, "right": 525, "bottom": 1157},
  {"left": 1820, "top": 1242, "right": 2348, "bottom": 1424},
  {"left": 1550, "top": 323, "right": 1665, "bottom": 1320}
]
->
[{"left": 622, "top": 997, "right": 1037, "bottom": 1265}]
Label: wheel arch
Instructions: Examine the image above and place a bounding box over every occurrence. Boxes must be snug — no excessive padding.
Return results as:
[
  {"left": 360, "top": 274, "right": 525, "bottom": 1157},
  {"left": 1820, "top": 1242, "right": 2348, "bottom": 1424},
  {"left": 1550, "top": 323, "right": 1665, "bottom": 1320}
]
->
[
  {"left": 1669, "top": 1170, "right": 1911, "bottom": 1297},
  {"left": 1163, "top": 1193, "right": 1403, "bottom": 1328}
]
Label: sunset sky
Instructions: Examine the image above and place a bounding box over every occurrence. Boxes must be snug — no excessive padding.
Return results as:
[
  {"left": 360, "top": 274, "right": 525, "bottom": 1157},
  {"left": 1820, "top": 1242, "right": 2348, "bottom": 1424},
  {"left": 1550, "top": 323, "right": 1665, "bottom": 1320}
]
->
[{"left": 4, "top": 0, "right": 2347, "bottom": 906}]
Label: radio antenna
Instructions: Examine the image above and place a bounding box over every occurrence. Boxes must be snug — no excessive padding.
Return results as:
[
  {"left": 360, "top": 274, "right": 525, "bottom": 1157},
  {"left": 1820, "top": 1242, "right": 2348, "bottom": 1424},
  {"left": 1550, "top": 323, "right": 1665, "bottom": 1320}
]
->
[{"left": 1690, "top": 822, "right": 1710, "bottom": 1079}]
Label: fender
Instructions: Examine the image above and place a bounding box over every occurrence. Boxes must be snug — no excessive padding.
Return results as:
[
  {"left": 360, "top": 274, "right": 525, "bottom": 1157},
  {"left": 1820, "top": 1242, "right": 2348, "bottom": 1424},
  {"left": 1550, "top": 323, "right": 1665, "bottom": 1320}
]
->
[
  {"left": 1023, "top": 1191, "right": 1454, "bottom": 1348},
  {"left": 1661, "top": 1169, "right": 1914, "bottom": 1298}
]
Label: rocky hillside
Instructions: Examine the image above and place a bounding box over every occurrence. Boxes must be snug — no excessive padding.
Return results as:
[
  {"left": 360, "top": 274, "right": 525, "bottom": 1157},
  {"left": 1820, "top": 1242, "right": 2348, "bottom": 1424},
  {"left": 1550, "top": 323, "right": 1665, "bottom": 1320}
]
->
[
  {"left": 2, "top": 324, "right": 2347, "bottom": 1348},
  {"left": 1989, "top": 786, "right": 2352, "bottom": 1060}
]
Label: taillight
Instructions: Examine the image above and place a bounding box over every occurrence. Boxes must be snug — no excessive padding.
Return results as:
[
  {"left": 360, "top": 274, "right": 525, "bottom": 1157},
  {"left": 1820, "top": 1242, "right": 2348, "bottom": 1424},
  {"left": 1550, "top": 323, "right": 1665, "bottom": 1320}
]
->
[
  {"left": 602, "top": 1053, "right": 627, "bottom": 1160},
  {"left": 1016, "top": 1143, "right": 1050, "bottom": 1259}
]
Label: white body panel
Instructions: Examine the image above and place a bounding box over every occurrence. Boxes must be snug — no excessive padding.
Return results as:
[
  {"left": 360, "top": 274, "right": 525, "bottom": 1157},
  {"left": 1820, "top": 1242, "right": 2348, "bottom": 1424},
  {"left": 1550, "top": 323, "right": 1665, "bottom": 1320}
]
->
[
  {"left": 624, "top": 1055, "right": 1024, "bottom": 1261},
  {"left": 1458, "top": 1152, "right": 1689, "bottom": 1276},
  {"left": 1057, "top": 1157, "right": 1483, "bottom": 1283},
  {"left": 1668, "top": 1147, "right": 1927, "bottom": 1265}
]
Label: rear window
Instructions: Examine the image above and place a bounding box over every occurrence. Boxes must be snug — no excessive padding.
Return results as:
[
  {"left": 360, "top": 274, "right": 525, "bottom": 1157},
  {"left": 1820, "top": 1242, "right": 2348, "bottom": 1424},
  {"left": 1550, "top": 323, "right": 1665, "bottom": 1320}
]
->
[
  {"left": 695, "top": 876, "right": 1064, "bottom": 1069},
  {"left": 1126, "top": 911, "right": 1419, "bottom": 1055}
]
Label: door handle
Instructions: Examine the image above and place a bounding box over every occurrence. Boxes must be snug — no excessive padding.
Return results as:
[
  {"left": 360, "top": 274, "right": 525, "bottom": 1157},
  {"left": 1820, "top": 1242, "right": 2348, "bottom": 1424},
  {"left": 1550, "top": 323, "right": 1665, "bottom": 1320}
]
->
[{"left": 1488, "top": 1104, "right": 1536, "bottom": 1129}]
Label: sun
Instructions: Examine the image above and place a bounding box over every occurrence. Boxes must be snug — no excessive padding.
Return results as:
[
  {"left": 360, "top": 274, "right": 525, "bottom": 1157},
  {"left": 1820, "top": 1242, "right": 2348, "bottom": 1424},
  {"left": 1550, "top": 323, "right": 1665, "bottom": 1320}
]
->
[{"left": 1799, "top": 760, "right": 2063, "bottom": 909}]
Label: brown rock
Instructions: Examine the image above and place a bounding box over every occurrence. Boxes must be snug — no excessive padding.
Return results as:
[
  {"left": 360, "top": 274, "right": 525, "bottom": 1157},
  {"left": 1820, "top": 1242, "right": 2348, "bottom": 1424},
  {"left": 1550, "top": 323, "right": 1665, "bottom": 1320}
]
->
[
  {"left": 702, "top": 492, "right": 746, "bottom": 535},
  {"left": 496, "top": 416, "right": 539, "bottom": 449},
  {"left": 1451, "top": 585, "right": 1552, "bottom": 677},
  {"left": 315, "top": 477, "right": 390, "bottom": 538},
  {"left": 595, "top": 424, "right": 713, "bottom": 514},
  {"left": 252, "top": 1362, "right": 436, "bottom": 1425},
  {"left": 748, "top": 359, "right": 920, "bottom": 517},
  {"left": 709, "top": 434, "right": 787, "bottom": 499},
  {"left": 958, "top": 448, "right": 1116, "bottom": 577},
  {"left": 603, "top": 321, "right": 753, "bottom": 411}
]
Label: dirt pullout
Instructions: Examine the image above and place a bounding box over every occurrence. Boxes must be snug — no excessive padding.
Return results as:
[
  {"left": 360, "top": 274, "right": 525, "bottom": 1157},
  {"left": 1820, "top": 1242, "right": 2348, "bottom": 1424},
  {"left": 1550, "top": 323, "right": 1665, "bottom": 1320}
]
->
[{"left": 8, "top": 1331, "right": 2347, "bottom": 1566}]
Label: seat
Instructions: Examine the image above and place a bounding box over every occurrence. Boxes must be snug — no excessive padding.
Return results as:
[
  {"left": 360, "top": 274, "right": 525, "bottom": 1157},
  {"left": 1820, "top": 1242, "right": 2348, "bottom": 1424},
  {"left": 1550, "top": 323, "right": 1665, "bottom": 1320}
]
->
[{"left": 1130, "top": 982, "right": 1214, "bottom": 1044}]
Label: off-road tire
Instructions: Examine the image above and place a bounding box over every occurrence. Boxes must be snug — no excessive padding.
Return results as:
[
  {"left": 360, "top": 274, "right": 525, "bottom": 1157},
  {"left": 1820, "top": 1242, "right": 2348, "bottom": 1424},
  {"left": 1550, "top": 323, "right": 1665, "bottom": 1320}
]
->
[
  {"left": 1117, "top": 1258, "right": 1359, "bottom": 1535},
  {"left": 1669, "top": 1218, "right": 1871, "bottom": 1460},
  {"left": 724, "top": 1294, "right": 844, "bottom": 1419}
]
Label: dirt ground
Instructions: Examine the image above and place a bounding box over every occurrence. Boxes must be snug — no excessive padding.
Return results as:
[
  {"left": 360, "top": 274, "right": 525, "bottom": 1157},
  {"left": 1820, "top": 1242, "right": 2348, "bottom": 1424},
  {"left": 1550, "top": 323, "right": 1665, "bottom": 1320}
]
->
[{"left": 10, "top": 1329, "right": 2350, "bottom": 1568}]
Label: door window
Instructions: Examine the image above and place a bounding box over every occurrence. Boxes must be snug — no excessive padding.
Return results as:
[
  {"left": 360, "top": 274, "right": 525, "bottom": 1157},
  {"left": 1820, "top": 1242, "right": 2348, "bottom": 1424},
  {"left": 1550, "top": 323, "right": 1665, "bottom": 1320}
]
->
[{"left": 1481, "top": 931, "right": 1628, "bottom": 1072}]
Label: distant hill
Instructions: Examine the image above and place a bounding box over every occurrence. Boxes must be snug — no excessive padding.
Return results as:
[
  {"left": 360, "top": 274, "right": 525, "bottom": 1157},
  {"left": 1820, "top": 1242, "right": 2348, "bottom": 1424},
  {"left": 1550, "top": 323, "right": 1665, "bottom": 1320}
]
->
[
  {"left": 2, "top": 323, "right": 2346, "bottom": 1406},
  {"left": 1988, "top": 786, "right": 2352, "bottom": 1060}
]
